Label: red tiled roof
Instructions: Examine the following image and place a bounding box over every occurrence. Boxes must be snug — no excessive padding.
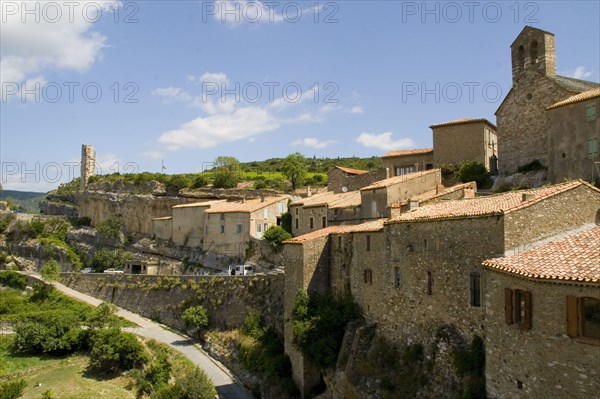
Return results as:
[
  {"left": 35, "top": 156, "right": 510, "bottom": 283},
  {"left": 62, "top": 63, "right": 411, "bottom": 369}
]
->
[
  {"left": 387, "top": 180, "right": 598, "bottom": 223},
  {"left": 382, "top": 148, "right": 433, "bottom": 158},
  {"left": 334, "top": 166, "right": 369, "bottom": 175},
  {"left": 483, "top": 226, "right": 600, "bottom": 283},
  {"left": 360, "top": 169, "right": 440, "bottom": 191},
  {"left": 429, "top": 118, "right": 497, "bottom": 130},
  {"left": 285, "top": 219, "right": 385, "bottom": 244},
  {"left": 389, "top": 182, "right": 477, "bottom": 208},
  {"left": 546, "top": 88, "right": 600, "bottom": 110},
  {"left": 205, "top": 196, "right": 287, "bottom": 214},
  {"left": 172, "top": 200, "right": 225, "bottom": 209}
]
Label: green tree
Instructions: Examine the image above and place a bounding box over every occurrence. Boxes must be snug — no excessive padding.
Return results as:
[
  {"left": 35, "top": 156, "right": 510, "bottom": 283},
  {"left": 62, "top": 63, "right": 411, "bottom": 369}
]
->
[
  {"left": 191, "top": 174, "right": 209, "bottom": 188},
  {"left": 150, "top": 367, "right": 216, "bottom": 399},
  {"left": 88, "top": 328, "right": 149, "bottom": 373},
  {"left": 281, "top": 153, "right": 307, "bottom": 191},
  {"left": 455, "top": 161, "right": 492, "bottom": 189},
  {"left": 166, "top": 175, "right": 193, "bottom": 192},
  {"left": 13, "top": 311, "right": 82, "bottom": 355},
  {"left": 86, "top": 302, "right": 118, "bottom": 329},
  {"left": 263, "top": 225, "right": 292, "bottom": 251},
  {"left": 212, "top": 156, "right": 241, "bottom": 189},
  {"left": 40, "top": 259, "right": 61, "bottom": 282},
  {"left": 181, "top": 305, "right": 209, "bottom": 340}
]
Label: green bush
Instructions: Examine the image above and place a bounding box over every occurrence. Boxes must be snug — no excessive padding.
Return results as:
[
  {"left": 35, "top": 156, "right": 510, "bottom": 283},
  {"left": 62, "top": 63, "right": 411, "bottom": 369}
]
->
[
  {"left": 455, "top": 162, "right": 492, "bottom": 189},
  {"left": 12, "top": 311, "right": 83, "bottom": 355},
  {"left": 263, "top": 226, "right": 292, "bottom": 250},
  {"left": 150, "top": 367, "right": 216, "bottom": 399},
  {"left": 0, "top": 271, "right": 27, "bottom": 290},
  {"left": 181, "top": 306, "right": 209, "bottom": 339},
  {"left": 88, "top": 328, "right": 149, "bottom": 373},
  {"left": 166, "top": 175, "right": 193, "bottom": 192},
  {"left": 96, "top": 215, "right": 124, "bottom": 241},
  {"left": 191, "top": 175, "right": 209, "bottom": 189},
  {"left": 291, "top": 290, "right": 361, "bottom": 369},
  {"left": 0, "top": 214, "right": 15, "bottom": 234},
  {"left": 85, "top": 302, "right": 118, "bottom": 329},
  {"left": 40, "top": 259, "right": 61, "bottom": 282},
  {"left": 0, "top": 378, "right": 26, "bottom": 399}
]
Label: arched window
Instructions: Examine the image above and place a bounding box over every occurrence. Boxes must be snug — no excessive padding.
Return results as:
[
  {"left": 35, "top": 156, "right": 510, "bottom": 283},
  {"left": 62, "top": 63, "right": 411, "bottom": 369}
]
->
[
  {"left": 518, "top": 45, "right": 525, "bottom": 68},
  {"left": 530, "top": 41, "right": 538, "bottom": 64}
]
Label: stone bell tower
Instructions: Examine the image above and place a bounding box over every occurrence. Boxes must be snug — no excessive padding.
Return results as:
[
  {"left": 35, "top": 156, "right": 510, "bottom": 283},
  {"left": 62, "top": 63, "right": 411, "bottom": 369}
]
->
[
  {"left": 80, "top": 144, "right": 96, "bottom": 191},
  {"left": 510, "top": 26, "right": 556, "bottom": 85}
]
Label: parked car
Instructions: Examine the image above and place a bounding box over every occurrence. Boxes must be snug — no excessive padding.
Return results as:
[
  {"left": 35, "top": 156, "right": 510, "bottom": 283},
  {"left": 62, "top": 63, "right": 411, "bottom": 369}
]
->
[
  {"left": 103, "top": 268, "right": 124, "bottom": 274},
  {"left": 80, "top": 267, "right": 94, "bottom": 273}
]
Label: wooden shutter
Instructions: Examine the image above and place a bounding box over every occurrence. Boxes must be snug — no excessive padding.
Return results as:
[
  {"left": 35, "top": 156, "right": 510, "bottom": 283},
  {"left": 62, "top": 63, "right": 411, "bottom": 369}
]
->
[
  {"left": 566, "top": 295, "right": 579, "bottom": 338},
  {"left": 523, "top": 291, "right": 532, "bottom": 330},
  {"left": 504, "top": 288, "right": 513, "bottom": 324}
]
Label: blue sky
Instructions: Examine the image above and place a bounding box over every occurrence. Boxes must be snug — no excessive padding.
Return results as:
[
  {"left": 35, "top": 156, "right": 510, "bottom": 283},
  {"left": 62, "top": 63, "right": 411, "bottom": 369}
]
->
[{"left": 1, "top": 0, "right": 599, "bottom": 191}]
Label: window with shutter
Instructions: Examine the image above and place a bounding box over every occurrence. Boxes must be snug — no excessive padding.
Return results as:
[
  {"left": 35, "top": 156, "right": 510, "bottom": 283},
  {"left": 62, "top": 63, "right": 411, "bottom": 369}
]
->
[
  {"left": 566, "top": 295, "right": 579, "bottom": 338},
  {"left": 582, "top": 297, "right": 600, "bottom": 339},
  {"left": 505, "top": 288, "right": 532, "bottom": 330},
  {"left": 470, "top": 272, "right": 481, "bottom": 307},
  {"left": 366, "top": 235, "right": 371, "bottom": 251}
]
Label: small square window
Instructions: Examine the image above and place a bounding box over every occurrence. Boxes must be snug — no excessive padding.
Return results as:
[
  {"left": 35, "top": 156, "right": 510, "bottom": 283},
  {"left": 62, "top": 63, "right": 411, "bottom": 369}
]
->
[
  {"left": 470, "top": 272, "right": 481, "bottom": 307},
  {"left": 363, "top": 269, "right": 372, "bottom": 285},
  {"left": 309, "top": 217, "right": 314, "bottom": 229},
  {"left": 366, "top": 235, "right": 371, "bottom": 251},
  {"left": 220, "top": 225, "right": 225, "bottom": 234},
  {"left": 220, "top": 213, "right": 225, "bottom": 221},
  {"left": 236, "top": 224, "right": 242, "bottom": 234}
]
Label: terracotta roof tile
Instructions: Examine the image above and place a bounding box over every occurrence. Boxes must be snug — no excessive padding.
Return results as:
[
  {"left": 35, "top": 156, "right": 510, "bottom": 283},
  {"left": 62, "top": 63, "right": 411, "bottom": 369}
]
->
[
  {"left": 285, "top": 219, "right": 386, "bottom": 244},
  {"left": 483, "top": 226, "right": 600, "bottom": 283},
  {"left": 388, "top": 180, "right": 597, "bottom": 222},
  {"left": 382, "top": 148, "right": 433, "bottom": 158},
  {"left": 361, "top": 169, "right": 440, "bottom": 191},
  {"left": 205, "top": 196, "right": 287, "bottom": 214},
  {"left": 291, "top": 191, "right": 362, "bottom": 209},
  {"left": 546, "top": 87, "right": 600, "bottom": 110},
  {"left": 334, "top": 166, "right": 369, "bottom": 175},
  {"left": 429, "top": 117, "right": 497, "bottom": 130}
]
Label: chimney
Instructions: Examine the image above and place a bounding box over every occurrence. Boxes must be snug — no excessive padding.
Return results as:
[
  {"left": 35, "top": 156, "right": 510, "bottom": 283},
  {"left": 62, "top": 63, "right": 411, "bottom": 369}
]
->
[
  {"left": 436, "top": 184, "right": 445, "bottom": 194},
  {"left": 385, "top": 167, "right": 390, "bottom": 179},
  {"left": 389, "top": 205, "right": 402, "bottom": 219},
  {"left": 409, "top": 200, "right": 419, "bottom": 210},
  {"left": 464, "top": 187, "right": 476, "bottom": 199},
  {"left": 521, "top": 193, "right": 536, "bottom": 202},
  {"left": 242, "top": 197, "right": 246, "bottom": 203},
  {"left": 307, "top": 186, "right": 312, "bottom": 197},
  {"left": 260, "top": 195, "right": 265, "bottom": 203}
]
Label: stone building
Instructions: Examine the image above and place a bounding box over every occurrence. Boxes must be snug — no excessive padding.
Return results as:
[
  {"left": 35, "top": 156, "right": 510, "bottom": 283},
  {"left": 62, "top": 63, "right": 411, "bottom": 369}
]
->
[
  {"left": 282, "top": 180, "right": 600, "bottom": 397},
  {"left": 496, "top": 26, "right": 600, "bottom": 175},
  {"left": 483, "top": 226, "right": 599, "bottom": 399},
  {"left": 381, "top": 148, "right": 434, "bottom": 176},
  {"left": 388, "top": 181, "right": 477, "bottom": 215},
  {"left": 546, "top": 88, "right": 600, "bottom": 184},
  {"left": 289, "top": 191, "right": 361, "bottom": 236},
  {"left": 202, "top": 196, "right": 288, "bottom": 256},
  {"left": 359, "top": 168, "right": 441, "bottom": 220},
  {"left": 326, "top": 166, "right": 387, "bottom": 193},
  {"left": 80, "top": 144, "right": 96, "bottom": 191},
  {"left": 431, "top": 118, "right": 498, "bottom": 172}
]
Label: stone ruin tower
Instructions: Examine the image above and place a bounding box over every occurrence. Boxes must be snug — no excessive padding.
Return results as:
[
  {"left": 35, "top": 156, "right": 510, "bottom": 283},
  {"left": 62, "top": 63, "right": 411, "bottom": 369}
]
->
[{"left": 80, "top": 144, "right": 96, "bottom": 191}]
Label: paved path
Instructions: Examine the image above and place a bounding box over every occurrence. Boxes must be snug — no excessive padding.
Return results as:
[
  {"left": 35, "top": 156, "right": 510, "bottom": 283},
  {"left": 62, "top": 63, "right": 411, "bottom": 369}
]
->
[{"left": 21, "top": 272, "right": 251, "bottom": 399}]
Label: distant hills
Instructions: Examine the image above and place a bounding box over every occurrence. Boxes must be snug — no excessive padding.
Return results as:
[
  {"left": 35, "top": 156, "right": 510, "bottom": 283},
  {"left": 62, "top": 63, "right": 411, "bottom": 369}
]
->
[{"left": 0, "top": 190, "right": 47, "bottom": 213}]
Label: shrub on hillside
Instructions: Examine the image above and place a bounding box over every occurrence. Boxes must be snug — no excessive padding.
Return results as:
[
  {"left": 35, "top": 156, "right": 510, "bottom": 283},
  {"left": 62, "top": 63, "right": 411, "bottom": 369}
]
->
[
  {"left": 0, "top": 271, "right": 27, "bottom": 290},
  {"left": 90, "top": 249, "right": 132, "bottom": 272},
  {"left": 517, "top": 159, "right": 547, "bottom": 173},
  {"left": 455, "top": 162, "right": 492, "bottom": 189},
  {"left": 12, "top": 311, "right": 83, "bottom": 355},
  {"left": 181, "top": 306, "right": 209, "bottom": 340},
  {"left": 150, "top": 367, "right": 216, "bottom": 399},
  {"left": 0, "top": 378, "right": 27, "bottom": 399},
  {"left": 40, "top": 259, "right": 61, "bottom": 282},
  {"left": 263, "top": 226, "right": 292, "bottom": 251},
  {"left": 88, "top": 328, "right": 148, "bottom": 373}
]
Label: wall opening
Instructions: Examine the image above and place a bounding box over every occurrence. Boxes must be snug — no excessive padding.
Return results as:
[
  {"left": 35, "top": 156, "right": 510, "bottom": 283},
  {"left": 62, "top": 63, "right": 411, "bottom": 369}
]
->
[
  {"left": 530, "top": 40, "right": 538, "bottom": 64},
  {"left": 518, "top": 45, "right": 525, "bottom": 68}
]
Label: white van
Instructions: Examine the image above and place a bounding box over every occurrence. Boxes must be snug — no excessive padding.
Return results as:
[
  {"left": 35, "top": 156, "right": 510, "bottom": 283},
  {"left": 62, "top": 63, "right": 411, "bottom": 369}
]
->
[{"left": 229, "top": 265, "right": 254, "bottom": 276}]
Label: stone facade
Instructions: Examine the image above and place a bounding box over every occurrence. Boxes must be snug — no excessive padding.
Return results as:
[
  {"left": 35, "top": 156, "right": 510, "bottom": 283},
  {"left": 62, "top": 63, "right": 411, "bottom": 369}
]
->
[
  {"left": 547, "top": 91, "right": 600, "bottom": 184},
  {"left": 171, "top": 201, "right": 224, "bottom": 247},
  {"left": 496, "top": 27, "right": 600, "bottom": 175},
  {"left": 360, "top": 169, "right": 441, "bottom": 220},
  {"left": 80, "top": 144, "right": 96, "bottom": 191},
  {"left": 327, "top": 167, "right": 387, "bottom": 193},
  {"left": 431, "top": 119, "right": 498, "bottom": 171},
  {"left": 382, "top": 148, "right": 434, "bottom": 176},
  {"left": 484, "top": 273, "right": 599, "bottom": 399}
]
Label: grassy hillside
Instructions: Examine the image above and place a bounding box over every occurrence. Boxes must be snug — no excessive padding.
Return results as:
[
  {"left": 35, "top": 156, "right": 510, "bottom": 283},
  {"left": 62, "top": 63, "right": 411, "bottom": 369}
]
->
[{"left": 0, "top": 190, "right": 46, "bottom": 214}]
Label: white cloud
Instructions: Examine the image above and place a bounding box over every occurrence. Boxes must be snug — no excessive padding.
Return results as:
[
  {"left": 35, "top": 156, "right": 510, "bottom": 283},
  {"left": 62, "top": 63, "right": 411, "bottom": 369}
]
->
[
  {"left": 158, "top": 106, "right": 280, "bottom": 150},
  {"left": 0, "top": 1, "right": 118, "bottom": 98},
  {"left": 356, "top": 132, "right": 415, "bottom": 152},
  {"left": 292, "top": 137, "right": 337, "bottom": 149},
  {"left": 350, "top": 106, "right": 364, "bottom": 114},
  {"left": 563, "top": 66, "right": 594, "bottom": 80},
  {"left": 187, "top": 72, "right": 229, "bottom": 85},
  {"left": 152, "top": 87, "right": 193, "bottom": 103},
  {"left": 143, "top": 150, "right": 165, "bottom": 160}
]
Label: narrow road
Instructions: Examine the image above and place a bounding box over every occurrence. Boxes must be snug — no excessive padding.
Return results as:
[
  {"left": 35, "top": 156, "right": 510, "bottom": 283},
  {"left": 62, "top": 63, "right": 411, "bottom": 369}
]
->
[{"left": 21, "top": 272, "right": 252, "bottom": 399}]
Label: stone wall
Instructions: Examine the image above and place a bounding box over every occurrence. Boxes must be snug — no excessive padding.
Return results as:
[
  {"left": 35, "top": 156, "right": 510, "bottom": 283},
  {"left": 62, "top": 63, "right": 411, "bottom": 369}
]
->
[
  {"left": 291, "top": 204, "right": 328, "bottom": 237},
  {"left": 432, "top": 121, "right": 497, "bottom": 170},
  {"left": 382, "top": 152, "right": 434, "bottom": 177},
  {"left": 61, "top": 272, "right": 284, "bottom": 334},
  {"left": 547, "top": 96, "right": 600, "bottom": 184},
  {"left": 485, "top": 272, "right": 600, "bottom": 399},
  {"left": 327, "top": 168, "right": 387, "bottom": 193}
]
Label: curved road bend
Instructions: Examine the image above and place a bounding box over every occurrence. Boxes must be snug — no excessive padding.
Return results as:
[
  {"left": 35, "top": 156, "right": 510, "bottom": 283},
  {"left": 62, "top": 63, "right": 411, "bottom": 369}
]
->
[{"left": 21, "top": 272, "right": 252, "bottom": 399}]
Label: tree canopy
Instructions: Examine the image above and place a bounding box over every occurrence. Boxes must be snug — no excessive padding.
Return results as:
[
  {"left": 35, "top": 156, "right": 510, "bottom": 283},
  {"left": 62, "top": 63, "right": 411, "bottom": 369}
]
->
[{"left": 281, "top": 153, "right": 307, "bottom": 191}]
